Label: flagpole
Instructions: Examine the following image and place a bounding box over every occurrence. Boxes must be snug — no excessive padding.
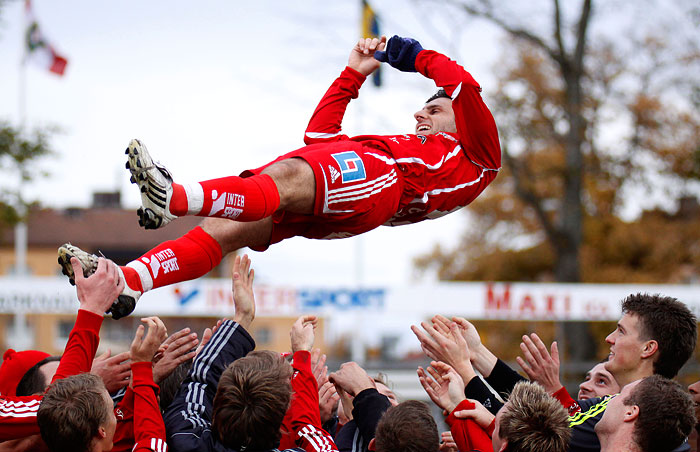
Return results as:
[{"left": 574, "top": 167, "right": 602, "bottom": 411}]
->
[
  {"left": 12, "top": 0, "right": 31, "bottom": 352},
  {"left": 15, "top": 1, "right": 29, "bottom": 278}
]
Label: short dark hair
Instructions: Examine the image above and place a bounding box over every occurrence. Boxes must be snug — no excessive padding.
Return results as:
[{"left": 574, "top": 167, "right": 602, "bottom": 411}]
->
[
  {"left": 37, "top": 373, "right": 110, "bottom": 452},
  {"left": 499, "top": 381, "right": 570, "bottom": 452},
  {"left": 16, "top": 356, "right": 61, "bottom": 396},
  {"left": 624, "top": 375, "right": 695, "bottom": 452},
  {"left": 158, "top": 356, "right": 193, "bottom": 412},
  {"left": 425, "top": 89, "right": 450, "bottom": 104},
  {"left": 212, "top": 350, "right": 293, "bottom": 450},
  {"left": 621, "top": 293, "right": 697, "bottom": 378},
  {"left": 374, "top": 400, "right": 439, "bottom": 452}
]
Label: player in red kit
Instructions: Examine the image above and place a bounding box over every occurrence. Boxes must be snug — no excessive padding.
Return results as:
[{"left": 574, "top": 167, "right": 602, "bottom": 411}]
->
[{"left": 59, "top": 35, "right": 501, "bottom": 318}]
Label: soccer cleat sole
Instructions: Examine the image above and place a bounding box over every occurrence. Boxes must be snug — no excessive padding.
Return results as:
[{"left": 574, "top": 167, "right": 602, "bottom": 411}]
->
[
  {"left": 57, "top": 244, "right": 99, "bottom": 286},
  {"left": 108, "top": 295, "right": 137, "bottom": 320},
  {"left": 125, "top": 139, "right": 174, "bottom": 230}
]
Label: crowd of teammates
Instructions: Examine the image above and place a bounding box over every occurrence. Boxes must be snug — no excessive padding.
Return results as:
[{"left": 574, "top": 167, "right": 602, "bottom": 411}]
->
[{"left": 0, "top": 254, "right": 698, "bottom": 452}]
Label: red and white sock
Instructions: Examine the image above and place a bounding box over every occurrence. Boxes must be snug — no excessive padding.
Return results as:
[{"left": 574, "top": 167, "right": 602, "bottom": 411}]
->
[
  {"left": 169, "top": 174, "right": 280, "bottom": 221},
  {"left": 120, "top": 226, "right": 223, "bottom": 292}
]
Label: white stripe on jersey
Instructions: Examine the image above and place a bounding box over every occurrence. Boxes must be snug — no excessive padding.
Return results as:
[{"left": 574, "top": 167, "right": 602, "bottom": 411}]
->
[
  {"left": 327, "top": 170, "right": 395, "bottom": 195},
  {"left": 450, "top": 82, "right": 462, "bottom": 99},
  {"left": 395, "top": 145, "right": 461, "bottom": 170},
  {"left": 0, "top": 399, "right": 40, "bottom": 418},
  {"left": 365, "top": 152, "right": 396, "bottom": 166},
  {"left": 299, "top": 425, "right": 335, "bottom": 452},
  {"left": 328, "top": 170, "right": 397, "bottom": 202},
  {"left": 351, "top": 427, "right": 361, "bottom": 452},
  {"left": 409, "top": 168, "right": 486, "bottom": 204},
  {"left": 328, "top": 173, "right": 398, "bottom": 205},
  {"left": 366, "top": 145, "right": 463, "bottom": 171},
  {"left": 179, "top": 321, "right": 239, "bottom": 429},
  {"left": 306, "top": 131, "right": 343, "bottom": 139}
]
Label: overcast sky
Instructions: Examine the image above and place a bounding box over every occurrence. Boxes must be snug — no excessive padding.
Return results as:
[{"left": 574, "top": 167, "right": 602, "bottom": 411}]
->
[{"left": 0, "top": 0, "right": 506, "bottom": 286}]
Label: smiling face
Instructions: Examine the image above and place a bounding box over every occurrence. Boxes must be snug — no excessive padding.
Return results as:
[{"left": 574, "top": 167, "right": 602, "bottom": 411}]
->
[
  {"left": 414, "top": 98, "right": 456, "bottom": 135},
  {"left": 578, "top": 362, "right": 621, "bottom": 400},
  {"left": 604, "top": 313, "right": 648, "bottom": 383}
]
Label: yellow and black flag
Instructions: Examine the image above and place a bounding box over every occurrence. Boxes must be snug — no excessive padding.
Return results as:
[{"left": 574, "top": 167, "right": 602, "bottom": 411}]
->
[{"left": 361, "top": 0, "right": 382, "bottom": 87}]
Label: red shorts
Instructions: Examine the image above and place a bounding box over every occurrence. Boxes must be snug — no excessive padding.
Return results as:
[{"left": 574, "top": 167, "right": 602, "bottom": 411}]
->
[{"left": 242, "top": 141, "right": 402, "bottom": 249}]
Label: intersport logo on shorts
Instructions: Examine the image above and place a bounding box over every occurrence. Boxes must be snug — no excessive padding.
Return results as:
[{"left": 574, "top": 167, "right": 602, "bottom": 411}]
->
[{"left": 331, "top": 151, "right": 366, "bottom": 183}]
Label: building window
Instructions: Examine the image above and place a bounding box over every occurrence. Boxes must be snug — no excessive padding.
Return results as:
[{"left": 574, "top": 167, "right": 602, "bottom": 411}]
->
[{"left": 255, "top": 327, "right": 272, "bottom": 345}]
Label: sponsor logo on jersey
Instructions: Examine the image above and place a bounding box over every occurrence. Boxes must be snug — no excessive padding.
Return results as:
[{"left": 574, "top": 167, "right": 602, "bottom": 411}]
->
[
  {"left": 142, "top": 248, "right": 179, "bottom": 278},
  {"left": 209, "top": 189, "right": 245, "bottom": 218},
  {"left": 417, "top": 134, "right": 427, "bottom": 144},
  {"left": 331, "top": 151, "right": 366, "bottom": 183},
  {"left": 328, "top": 165, "right": 340, "bottom": 183}
]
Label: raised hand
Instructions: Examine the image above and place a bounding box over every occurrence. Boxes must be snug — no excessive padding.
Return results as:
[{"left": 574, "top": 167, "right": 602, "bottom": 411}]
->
[
  {"left": 130, "top": 317, "right": 168, "bottom": 363},
  {"left": 516, "top": 333, "right": 563, "bottom": 394},
  {"left": 195, "top": 320, "right": 222, "bottom": 357},
  {"left": 91, "top": 350, "right": 131, "bottom": 393},
  {"left": 329, "top": 361, "right": 375, "bottom": 397},
  {"left": 290, "top": 315, "right": 318, "bottom": 353},
  {"left": 451, "top": 317, "right": 498, "bottom": 377},
  {"left": 231, "top": 254, "right": 255, "bottom": 329},
  {"left": 348, "top": 36, "right": 387, "bottom": 76},
  {"left": 411, "top": 320, "right": 476, "bottom": 383},
  {"left": 318, "top": 381, "right": 340, "bottom": 424},
  {"left": 439, "top": 431, "right": 458, "bottom": 452},
  {"left": 417, "top": 361, "right": 466, "bottom": 413},
  {"left": 373, "top": 35, "right": 424, "bottom": 72},
  {"left": 73, "top": 257, "right": 124, "bottom": 315},
  {"left": 311, "top": 348, "right": 329, "bottom": 387},
  {"left": 152, "top": 327, "right": 199, "bottom": 383},
  {"left": 451, "top": 399, "right": 495, "bottom": 431}
]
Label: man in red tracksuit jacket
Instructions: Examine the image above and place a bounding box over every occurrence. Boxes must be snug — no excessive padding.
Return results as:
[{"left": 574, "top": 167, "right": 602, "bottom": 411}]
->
[
  {"left": 37, "top": 316, "right": 170, "bottom": 452},
  {"left": 59, "top": 34, "right": 502, "bottom": 319},
  {"left": 0, "top": 257, "right": 123, "bottom": 443}
]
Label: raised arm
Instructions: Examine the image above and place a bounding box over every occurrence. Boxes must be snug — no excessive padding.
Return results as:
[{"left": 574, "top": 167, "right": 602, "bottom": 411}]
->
[
  {"left": 0, "top": 257, "right": 121, "bottom": 442},
  {"left": 164, "top": 255, "right": 256, "bottom": 451},
  {"left": 375, "top": 35, "right": 501, "bottom": 170},
  {"left": 130, "top": 317, "right": 169, "bottom": 452},
  {"left": 286, "top": 315, "right": 339, "bottom": 452},
  {"left": 416, "top": 361, "right": 493, "bottom": 452},
  {"left": 304, "top": 37, "right": 385, "bottom": 145},
  {"left": 52, "top": 257, "right": 123, "bottom": 382}
]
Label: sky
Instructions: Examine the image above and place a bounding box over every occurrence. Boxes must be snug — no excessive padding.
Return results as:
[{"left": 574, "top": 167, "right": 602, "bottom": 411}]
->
[{"left": 0, "top": 0, "right": 502, "bottom": 286}]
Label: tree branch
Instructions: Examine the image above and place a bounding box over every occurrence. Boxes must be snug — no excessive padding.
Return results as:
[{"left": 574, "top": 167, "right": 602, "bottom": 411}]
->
[
  {"left": 573, "top": 0, "right": 592, "bottom": 72},
  {"left": 502, "top": 144, "right": 561, "bottom": 247},
  {"left": 448, "top": 0, "right": 565, "bottom": 66},
  {"left": 552, "top": 0, "right": 567, "bottom": 60}
]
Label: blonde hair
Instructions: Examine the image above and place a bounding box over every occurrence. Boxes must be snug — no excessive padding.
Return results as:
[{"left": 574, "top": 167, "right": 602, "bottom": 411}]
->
[{"left": 498, "top": 381, "right": 570, "bottom": 452}]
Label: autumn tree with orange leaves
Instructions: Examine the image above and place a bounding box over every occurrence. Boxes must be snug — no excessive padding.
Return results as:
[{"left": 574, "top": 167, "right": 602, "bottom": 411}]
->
[{"left": 414, "top": 0, "right": 700, "bottom": 360}]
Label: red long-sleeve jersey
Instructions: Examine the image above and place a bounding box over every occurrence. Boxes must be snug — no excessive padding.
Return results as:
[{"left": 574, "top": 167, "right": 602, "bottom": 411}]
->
[
  {"left": 279, "top": 350, "right": 338, "bottom": 452},
  {"left": 304, "top": 50, "right": 501, "bottom": 226},
  {"left": 444, "top": 400, "right": 495, "bottom": 452},
  {"left": 0, "top": 309, "right": 103, "bottom": 442},
  {"left": 130, "top": 362, "right": 168, "bottom": 452}
]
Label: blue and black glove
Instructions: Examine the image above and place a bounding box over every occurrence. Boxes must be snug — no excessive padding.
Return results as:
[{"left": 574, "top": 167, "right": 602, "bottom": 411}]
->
[{"left": 373, "top": 35, "right": 424, "bottom": 72}]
